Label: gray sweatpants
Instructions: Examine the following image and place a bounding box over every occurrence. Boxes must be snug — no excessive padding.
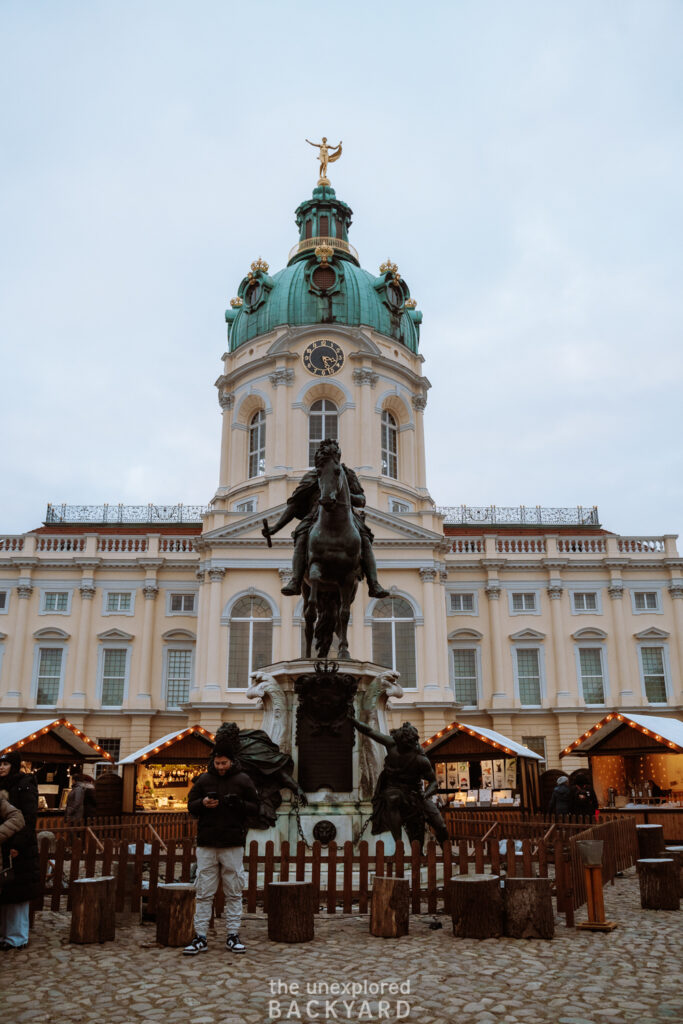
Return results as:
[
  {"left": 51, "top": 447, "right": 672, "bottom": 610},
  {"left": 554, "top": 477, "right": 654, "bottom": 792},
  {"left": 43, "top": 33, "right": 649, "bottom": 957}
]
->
[{"left": 193, "top": 846, "right": 246, "bottom": 936}]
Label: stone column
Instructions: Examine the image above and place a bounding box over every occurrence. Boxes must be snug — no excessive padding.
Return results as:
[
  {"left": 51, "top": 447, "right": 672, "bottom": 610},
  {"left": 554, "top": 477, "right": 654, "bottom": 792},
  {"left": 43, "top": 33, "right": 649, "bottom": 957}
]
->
[
  {"left": 270, "top": 368, "right": 294, "bottom": 471},
  {"left": 5, "top": 578, "right": 33, "bottom": 708},
  {"left": 68, "top": 578, "right": 96, "bottom": 709},
  {"left": 668, "top": 580, "right": 683, "bottom": 705},
  {"left": 204, "top": 567, "right": 226, "bottom": 701},
  {"left": 192, "top": 569, "right": 208, "bottom": 701},
  {"left": 218, "top": 393, "right": 234, "bottom": 489},
  {"left": 607, "top": 577, "right": 635, "bottom": 704},
  {"left": 419, "top": 567, "right": 442, "bottom": 693},
  {"left": 412, "top": 392, "right": 428, "bottom": 491},
  {"left": 133, "top": 582, "right": 158, "bottom": 709},
  {"left": 485, "top": 579, "right": 507, "bottom": 709},
  {"left": 352, "top": 367, "right": 378, "bottom": 474},
  {"left": 547, "top": 581, "right": 574, "bottom": 708}
]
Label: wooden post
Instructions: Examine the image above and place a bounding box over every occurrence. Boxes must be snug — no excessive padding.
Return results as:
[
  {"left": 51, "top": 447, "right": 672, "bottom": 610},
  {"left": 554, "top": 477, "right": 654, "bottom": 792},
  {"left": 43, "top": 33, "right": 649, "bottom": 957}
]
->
[
  {"left": 503, "top": 877, "right": 554, "bottom": 939},
  {"left": 156, "top": 883, "right": 196, "bottom": 946},
  {"left": 637, "top": 859, "right": 680, "bottom": 911},
  {"left": 370, "top": 876, "right": 410, "bottom": 938},
  {"left": 636, "top": 824, "right": 665, "bottom": 859},
  {"left": 267, "top": 881, "right": 315, "bottom": 943},
  {"left": 69, "top": 876, "right": 116, "bottom": 944},
  {"left": 664, "top": 847, "right": 683, "bottom": 898},
  {"left": 449, "top": 874, "right": 503, "bottom": 939}
]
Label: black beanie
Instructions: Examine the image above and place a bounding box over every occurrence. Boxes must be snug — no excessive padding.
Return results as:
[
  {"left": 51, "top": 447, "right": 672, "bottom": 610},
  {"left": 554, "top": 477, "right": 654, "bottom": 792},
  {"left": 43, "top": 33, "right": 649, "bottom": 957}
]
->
[
  {"left": 1, "top": 750, "right": 22, "bottom": 771},
  {"left": 213, "top": 722, "right": 240, "bottom": 759}
]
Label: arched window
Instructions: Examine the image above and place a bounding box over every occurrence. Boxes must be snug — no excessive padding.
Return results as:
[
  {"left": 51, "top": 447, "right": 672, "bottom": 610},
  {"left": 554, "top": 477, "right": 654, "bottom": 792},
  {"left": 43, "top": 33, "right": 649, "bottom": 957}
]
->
[
  {"left": 371, "top": 596, "right": 416, "bottom": 688},
  {"left": 248, "top": 410, "right": 266, "bottom": 478},
  {"left": 227, "top": 596, "right": 273, "bottom": 688},
  {"left": 381, "top": 410, "right": 398, "bottom": 479},
  {"left": 308, "top": 399, "right": 338, "bottom": 466}
]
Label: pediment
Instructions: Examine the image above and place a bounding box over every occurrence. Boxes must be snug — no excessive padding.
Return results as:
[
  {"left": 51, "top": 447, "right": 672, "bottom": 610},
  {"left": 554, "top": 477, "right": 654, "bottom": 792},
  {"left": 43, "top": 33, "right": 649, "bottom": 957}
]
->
[
  {"left": 572, "top": 627, "right": 608, "bottom": 641},
  {"left": 33, "top": 627, "right": 70, "bottom": 641},
  {"left": 267, "top": 325, "right": 382, "bottom": 358},
  {"left": 634, "top": 627, "right": 670, "bottom": 640},
  {"left": 97, "top": 628, "right": 134, "bottom": 641},
  {"left": 162, "top": 629, "right": 196, "bottom": 642},
  {"left": 202, "top": 503, "right": 445, "bottom": 549},
  {"left": 509, "top": 628, "right": 546, "bottom": 641},
  {"left": 448, "top": 628, "right": 483, "bottom": 641}
]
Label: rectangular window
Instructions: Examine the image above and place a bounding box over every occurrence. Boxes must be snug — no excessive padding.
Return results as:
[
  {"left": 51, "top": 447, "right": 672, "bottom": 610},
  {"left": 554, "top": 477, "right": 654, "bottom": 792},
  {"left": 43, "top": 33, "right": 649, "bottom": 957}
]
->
[
  {"left": 166, "top": 649, "right": 193, "bottom": 707},
  {"left": 36, "top": 648, "right": 63, "bottom": 705},
  {"left": 389, "top": 499, "right": 410, "bottom": 514},
  {"left": 170, "top": 594, "right": 196, "bottom": 613},
  {"left": 578, "top": 648, "right": 605, "bottom": 704},
  {"left": 522, "top": 735, "right": 547, "bottom": 766},
  {"left": 452, "top": 649, "right": 478, "bottom": 704},
  {"left": 43, "top": 591, "right": 69, "bottom": 612},
  {"left": 573, "top": 592, "right": 598, "bottom": 612},
  {"left": 0, "top": 591, "right": 7, "bottom": 611},
  {"left": 101, "top": 648, "right": 127, "bottom": 706},
  {"left": 235, "top": 499, "right": 256, "bottom": 514},
  {"left": 96, "top": 737, "right": 121, "bottom": 761},
  {"left": 640, "top": 647, "right": 667, "bottom": 703},
  {"left": 634, "top": 591, "right": 658, "bottom": 611},
  {"left": 516, "top": 648, "right": 541, "bottom": 705},
  {"left": 450, "top": 593, "right": 475, "bottom": 613},
  {"left": 106, "top": 592, "right": 132, "bottom": 613},
  {"left": 512, "top": 592, "right": 537, "bottom": 612}
]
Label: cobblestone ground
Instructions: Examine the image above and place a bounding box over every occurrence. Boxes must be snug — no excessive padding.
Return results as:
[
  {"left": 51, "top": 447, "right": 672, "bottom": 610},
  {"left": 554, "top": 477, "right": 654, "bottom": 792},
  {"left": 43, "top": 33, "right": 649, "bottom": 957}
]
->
[{"left": 5, "top": 869, "right": 682, "bottom": 1024}]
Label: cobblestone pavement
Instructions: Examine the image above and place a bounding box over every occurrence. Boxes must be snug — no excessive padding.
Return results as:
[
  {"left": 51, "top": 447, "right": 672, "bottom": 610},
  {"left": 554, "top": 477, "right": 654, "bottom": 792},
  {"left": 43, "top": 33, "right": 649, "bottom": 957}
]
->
[{"left": 5, "top": 869, "right": 682, "bottom": 1024}]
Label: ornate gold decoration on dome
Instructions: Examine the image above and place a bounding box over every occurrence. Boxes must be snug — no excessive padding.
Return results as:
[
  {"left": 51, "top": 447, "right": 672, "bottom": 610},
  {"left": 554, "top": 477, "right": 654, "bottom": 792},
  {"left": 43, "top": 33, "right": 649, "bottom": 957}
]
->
[
  {"left": 314, "top": 244, "right": 334, "bottom": 265},
  {"left": 380, "top": 259, "right": 401, "bottom": 282},
  {"left": 250, "top": 257, "right": 269, "bottom": 276},
  {"left": 306, "top": 136, "right": 342, "bottom": 186},
  {"left": 404, "top": 298, "right": 417, "bottom": 309},
  {"left": 230, "top": 297, "right": 243, "bottom": 308}
]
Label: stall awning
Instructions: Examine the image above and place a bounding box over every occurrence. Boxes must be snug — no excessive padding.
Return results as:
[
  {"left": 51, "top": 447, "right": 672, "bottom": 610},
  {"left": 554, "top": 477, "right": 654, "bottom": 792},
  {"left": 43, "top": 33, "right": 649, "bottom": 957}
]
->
[
  {"left": 423, "top": 721, "right": 544, "bottom": 759},
  {"left": 560, "top": 712, "right": 683, "bottom": 757},
  {"left": 118, "top": 725, "right": 215, "bottom": 764},
  {"left": 0, "top": 719, "right": 113, "bottom": 763}
]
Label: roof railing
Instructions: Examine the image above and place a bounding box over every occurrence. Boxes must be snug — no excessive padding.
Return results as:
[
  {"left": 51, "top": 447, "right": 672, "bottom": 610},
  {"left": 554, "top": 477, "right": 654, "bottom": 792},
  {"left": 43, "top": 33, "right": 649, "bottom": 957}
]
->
[
  {"left": 437, "top": 505, "right": 600, "bottom": 527},
  {"left": 287, "top": 235, "right": 359, "bottom": 263}
]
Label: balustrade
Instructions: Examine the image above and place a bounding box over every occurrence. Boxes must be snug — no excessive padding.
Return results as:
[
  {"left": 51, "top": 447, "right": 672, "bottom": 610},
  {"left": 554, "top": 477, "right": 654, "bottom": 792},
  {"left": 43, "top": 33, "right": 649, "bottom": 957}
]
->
[
  {"left": 617, "top": 537, "right": 666, "bottom": 554},
  {"left": 450, "top": 537, "right": 484, "bottom": 554},
  {"left": 159, "top": 537, "right": 197, "bottom": 553},
  {"left": 557, "top": 536, "right": 607, "bottom": 554},
  {"left": 0, "top": 536, "right": 24, "bottom": 552},
  {"left": 495, "top": 537, "right": 546, "bottom": 554},
  {"left": 97, "top": 536, "right": 148, "bottom": 553},
  {"left": 35, "top": 536, "right": 86, "bottom": 553}
]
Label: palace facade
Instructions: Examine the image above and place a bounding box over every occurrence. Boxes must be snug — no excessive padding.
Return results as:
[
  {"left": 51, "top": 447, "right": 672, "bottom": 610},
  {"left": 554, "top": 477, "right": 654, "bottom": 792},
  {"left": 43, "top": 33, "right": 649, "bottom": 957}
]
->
[{"left": 1, "top": 178, "right": 681, "bottom": 772}]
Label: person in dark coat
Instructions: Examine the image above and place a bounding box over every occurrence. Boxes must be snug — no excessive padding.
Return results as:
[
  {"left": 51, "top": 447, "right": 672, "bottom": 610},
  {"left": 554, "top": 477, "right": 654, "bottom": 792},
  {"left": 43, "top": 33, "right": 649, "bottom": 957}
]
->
[
  {"left": 182, "top": 730, "right": 259, "bottom": 956},
  {"left": 65, "top": 772, "right": 97, "bottom": 823},
  {"left": 571, "top": 778, "right": 599, "bottom": 818},
  {"left": 548, "top": 775, "right": 574, "bottom": 816},
  {"left": 0, "top": 751, "right": 39, "bottom": 949}
]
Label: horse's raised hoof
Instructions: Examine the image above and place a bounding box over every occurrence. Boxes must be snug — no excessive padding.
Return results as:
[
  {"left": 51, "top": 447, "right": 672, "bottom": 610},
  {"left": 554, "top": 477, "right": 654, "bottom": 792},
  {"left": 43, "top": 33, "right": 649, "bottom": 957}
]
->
[
  {"left": 281, "top": 580, "right": 302, "bottom": 596},
  {"left": 367, "top": 581, "right": 390, "bottom": 599}
]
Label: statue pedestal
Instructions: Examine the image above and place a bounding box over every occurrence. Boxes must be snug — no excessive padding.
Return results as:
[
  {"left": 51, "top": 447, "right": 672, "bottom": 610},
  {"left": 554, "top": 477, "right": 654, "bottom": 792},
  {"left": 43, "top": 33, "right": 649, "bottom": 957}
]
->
[{"left": 245, "top": 659, "right": 403, "bottom": 852}]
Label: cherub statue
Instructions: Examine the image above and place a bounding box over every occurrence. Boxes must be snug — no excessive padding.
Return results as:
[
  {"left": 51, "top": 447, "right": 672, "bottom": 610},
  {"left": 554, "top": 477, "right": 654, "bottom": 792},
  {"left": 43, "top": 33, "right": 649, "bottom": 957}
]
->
[{"left": 348, "top": 717, "right": 449, "bottom": 850}]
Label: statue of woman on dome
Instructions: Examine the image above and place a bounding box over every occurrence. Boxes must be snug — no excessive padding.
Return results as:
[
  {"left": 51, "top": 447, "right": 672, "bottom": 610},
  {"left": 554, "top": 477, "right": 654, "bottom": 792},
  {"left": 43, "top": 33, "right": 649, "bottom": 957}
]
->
[{"left": 306, "top": 137, "right": 342, "bottom": 183}]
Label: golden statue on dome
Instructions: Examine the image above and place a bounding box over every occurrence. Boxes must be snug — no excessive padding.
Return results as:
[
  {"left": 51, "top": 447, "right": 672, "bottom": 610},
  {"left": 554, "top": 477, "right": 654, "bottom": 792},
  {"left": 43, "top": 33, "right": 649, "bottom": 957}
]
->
[{"left": 306, "top": 136, "right": 342, "bottom": 185}]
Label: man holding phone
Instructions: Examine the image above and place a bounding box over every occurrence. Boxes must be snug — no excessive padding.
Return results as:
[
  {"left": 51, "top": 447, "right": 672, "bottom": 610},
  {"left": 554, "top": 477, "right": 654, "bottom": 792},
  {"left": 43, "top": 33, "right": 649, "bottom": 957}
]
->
[{"left": 184, "top": 735, "right": 259, "bottom": 955}]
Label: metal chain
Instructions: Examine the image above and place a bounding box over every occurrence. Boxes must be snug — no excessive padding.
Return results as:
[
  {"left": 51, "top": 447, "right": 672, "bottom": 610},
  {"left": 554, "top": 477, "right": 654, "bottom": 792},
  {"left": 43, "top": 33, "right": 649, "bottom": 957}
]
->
[{"left": 291, "top": 796, "right": 373, "bottom": 849}]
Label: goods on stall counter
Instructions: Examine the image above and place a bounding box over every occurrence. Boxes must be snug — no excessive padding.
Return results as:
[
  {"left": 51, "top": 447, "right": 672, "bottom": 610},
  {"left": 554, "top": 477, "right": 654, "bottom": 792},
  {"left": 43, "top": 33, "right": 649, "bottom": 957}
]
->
[
  {"left": 457, "top": 762, "right": 470, "bottom": 790},
  {"left": 480, "top": 760, "right": 493, "bottom": 789}
]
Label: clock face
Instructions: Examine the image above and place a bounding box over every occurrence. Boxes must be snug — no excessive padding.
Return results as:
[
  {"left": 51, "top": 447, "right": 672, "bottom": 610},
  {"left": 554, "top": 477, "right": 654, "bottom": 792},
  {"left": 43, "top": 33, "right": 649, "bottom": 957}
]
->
[{"left": 303, "top": 340, "right": 345, "bottom": 377}]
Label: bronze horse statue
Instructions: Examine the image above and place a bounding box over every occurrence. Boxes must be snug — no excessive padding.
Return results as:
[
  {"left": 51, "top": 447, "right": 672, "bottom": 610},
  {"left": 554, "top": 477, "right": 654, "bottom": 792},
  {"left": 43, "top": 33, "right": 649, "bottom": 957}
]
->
[{"left": 302, "top": 439, "right": 362, "bottom": 660}]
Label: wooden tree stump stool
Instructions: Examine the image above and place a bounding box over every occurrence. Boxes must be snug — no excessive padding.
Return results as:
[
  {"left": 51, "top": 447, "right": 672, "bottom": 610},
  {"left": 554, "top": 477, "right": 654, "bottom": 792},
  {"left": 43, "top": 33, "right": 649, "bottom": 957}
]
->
[
  {"left": 637, "top": 859, "right": 680, "bottom": 911},
  {"left": 370, "top": 876, "right": 410, "bottom": 938},
  {"left": 636, "top": 824, "right": 665, "bottom": 860},
  {"left": 504, "top": 876, "right": 555, "bottom": 939},
  {"left": 267, "top": 882, "right": 315, "bottom": 943},
  {"left": 156, "top": 883, "right": 196, "bottom": 946},
  {"left": 664, "top": 847, "right": 683, "bottom": 897},
  {"left": 69, "top": 876, "right": 116, "bottom": 944},
  {"left": 449, "top": 874, "right": 503, "bottom": 939}
]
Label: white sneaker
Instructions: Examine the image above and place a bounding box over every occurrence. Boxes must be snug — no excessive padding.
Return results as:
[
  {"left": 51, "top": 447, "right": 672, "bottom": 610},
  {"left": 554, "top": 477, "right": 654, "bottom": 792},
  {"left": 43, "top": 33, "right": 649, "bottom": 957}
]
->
[
  {"left": 183, "top": 934, "right": 208, "bottom": 955},
  {"left": 226, "top": 933, "right": 246, "bottom": 953}
]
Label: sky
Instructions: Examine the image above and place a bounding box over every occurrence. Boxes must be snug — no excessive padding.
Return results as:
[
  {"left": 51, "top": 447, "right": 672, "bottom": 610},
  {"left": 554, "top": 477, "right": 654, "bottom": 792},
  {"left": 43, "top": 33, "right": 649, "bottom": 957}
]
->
[{"left": 2, "top": 1, "right": 682, "bottom": 539}]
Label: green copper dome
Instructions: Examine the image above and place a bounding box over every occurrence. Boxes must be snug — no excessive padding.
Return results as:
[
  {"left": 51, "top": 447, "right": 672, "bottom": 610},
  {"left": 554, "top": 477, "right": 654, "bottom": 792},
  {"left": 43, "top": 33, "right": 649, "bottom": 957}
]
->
[{"left": 225, "top": 186, "right": 422, "bottom": 353}]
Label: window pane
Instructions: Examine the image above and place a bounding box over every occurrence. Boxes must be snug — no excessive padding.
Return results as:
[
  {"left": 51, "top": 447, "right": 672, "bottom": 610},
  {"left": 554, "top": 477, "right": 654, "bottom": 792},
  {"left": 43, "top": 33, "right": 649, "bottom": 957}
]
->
[
  {"left": 309, "top": 399, "right": 337, "bottom": 466},
  {"left": 381, "top": 411, "right": 398, "bottom": 479},
  {"left": 372, "top": 621, "right": 393, "bottom": 670},
  {"left": 228, "top": 620, "right": 249, "bottom": 688},
  {"left": 522, "top": 735, "right": 547, "bottom": 764},
  {"left": 102, "top": 648, "right": 126, "bottom": 705},
  {"left": 579, "top": 648, "right": 604, "bottom": 703},
  {"left": 96, "top": 737, "right": 121, "bottom": 761},
  {"left": 228, "top": 598, "right": 273, "bottom": 688},
  {"left": 248, "top": 410, "right": 266, "bottom": 478},
  {"left": 516, "top": 649, "right": 541, "bottom": 705},
  {"left": 641, "top": 647, "right": 667, "bottom": 702},
  {"left": 167, "top": 649, "right": 192, "bottom": 706},
  {"left": 251, "top": 620, "right": 273, "bottom": 670},
  {"left": 37, "top": 648, "right": 62, "bottom": 704},
  {"left": 453, "top": 649, "right": 477, "bottom": 704},
  {"left": 394, "top": 620, "right": 416, "bottom": 688},
  {"left": 45, "top": 592, "right": 68, "bottom": 611}
]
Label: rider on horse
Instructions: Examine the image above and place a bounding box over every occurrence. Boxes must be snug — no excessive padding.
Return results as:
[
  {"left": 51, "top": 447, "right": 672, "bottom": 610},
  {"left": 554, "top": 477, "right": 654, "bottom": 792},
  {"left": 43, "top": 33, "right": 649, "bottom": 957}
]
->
[{"left": 262, "top": 439, "right": 389, "bottom": 599}]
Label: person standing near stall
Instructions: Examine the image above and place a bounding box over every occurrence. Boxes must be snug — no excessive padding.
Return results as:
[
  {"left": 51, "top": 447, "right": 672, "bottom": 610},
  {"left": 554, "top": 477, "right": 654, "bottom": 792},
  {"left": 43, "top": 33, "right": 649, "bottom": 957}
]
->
[{"left": 0, "top": 752, "right": 39, "bottom": 949}]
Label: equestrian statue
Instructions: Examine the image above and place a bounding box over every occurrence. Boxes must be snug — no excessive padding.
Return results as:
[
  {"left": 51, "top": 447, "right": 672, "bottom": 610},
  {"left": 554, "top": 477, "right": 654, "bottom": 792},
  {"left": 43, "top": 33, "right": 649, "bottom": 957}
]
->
[{"left": 262, "top": 438, "right": 388, "bottom": 660}]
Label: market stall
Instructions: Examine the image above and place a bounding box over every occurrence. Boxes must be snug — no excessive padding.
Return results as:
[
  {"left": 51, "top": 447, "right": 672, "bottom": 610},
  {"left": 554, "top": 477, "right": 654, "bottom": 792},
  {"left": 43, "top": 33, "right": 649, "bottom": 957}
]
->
[
  {"left": 119, "top": 725, "right": 215, "bottom": 813},
  {"left": 0, "top": 718, "right": 113, "bottom": 810},
  {"left": 423, "top": 721, "right": 544, "bottom": 812}
]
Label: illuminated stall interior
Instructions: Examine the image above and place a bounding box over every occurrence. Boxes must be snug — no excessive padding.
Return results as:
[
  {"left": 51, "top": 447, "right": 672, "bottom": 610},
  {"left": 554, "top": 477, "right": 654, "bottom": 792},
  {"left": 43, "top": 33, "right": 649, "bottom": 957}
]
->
[
  {"left": 0, "top": 719, "right": 113, "bottom": 809},
  {"left": 560, "top": 713, "right": 683, "bottom": 807},
  {"left": 423, "top": 721, "right": 544, "bottom": 812},
  {"left": 119, "top": 726, "right": 215, "bottom": 812}
]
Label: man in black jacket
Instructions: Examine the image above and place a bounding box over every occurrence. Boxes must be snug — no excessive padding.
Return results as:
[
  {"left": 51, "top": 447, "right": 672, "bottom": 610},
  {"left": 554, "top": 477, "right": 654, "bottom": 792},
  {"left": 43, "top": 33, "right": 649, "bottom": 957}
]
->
[{"left": 183, "top": 736, "right": 259, "bottom": 955}]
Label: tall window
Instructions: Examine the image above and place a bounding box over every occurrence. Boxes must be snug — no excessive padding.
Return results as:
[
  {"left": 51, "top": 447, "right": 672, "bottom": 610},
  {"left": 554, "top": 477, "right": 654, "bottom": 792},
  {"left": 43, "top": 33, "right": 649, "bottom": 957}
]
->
[
  {"left": 308, "top": 399, "right": 338, "bottom": 466},
  {"left": 578, "top": 648, "right": 605, "bottom": 704},
  {"left": 101, "top": 648, "right": 127, "bottom": 706},
  {"left": 515, "top": 648, "right": 542, "bottom": 705},
  {"left": 43, "top": 592, "right": 69, "bottom": 613},
  {"left": 452, "top": 649, "right": 478, "bottom": 705},
  {"left": 248, "top": 409, "right": 266, "bottom": 478},
  {"left": 166, "top": 649, "right": 193, "bottom": 707},
  {"left": 97, "top": 738, "right": 121, "bottom": 761},
  {"left": 36, "top": 648, "right": 63, "bottom": 705},
  {"left": 380, "top": 410, "right": 398, "bottom": 478},
  {"left": 228, "top": 596, "right": 273, "bottom": 688},
  {"left": 522, "top": 735, "right": 547, "bottom": 767},
  {"left": 371, "top": 596, "right": 416, "bottom": 689},
  {"left": 639, "top": 647, "right": 667, "bottom": 703}
]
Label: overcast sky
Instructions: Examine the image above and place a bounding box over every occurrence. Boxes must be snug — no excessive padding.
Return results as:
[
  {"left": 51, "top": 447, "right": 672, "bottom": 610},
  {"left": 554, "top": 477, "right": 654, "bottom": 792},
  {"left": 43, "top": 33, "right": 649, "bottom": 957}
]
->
[{"left": 2, "top": 1, "right": 682, "bottom": 539}]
